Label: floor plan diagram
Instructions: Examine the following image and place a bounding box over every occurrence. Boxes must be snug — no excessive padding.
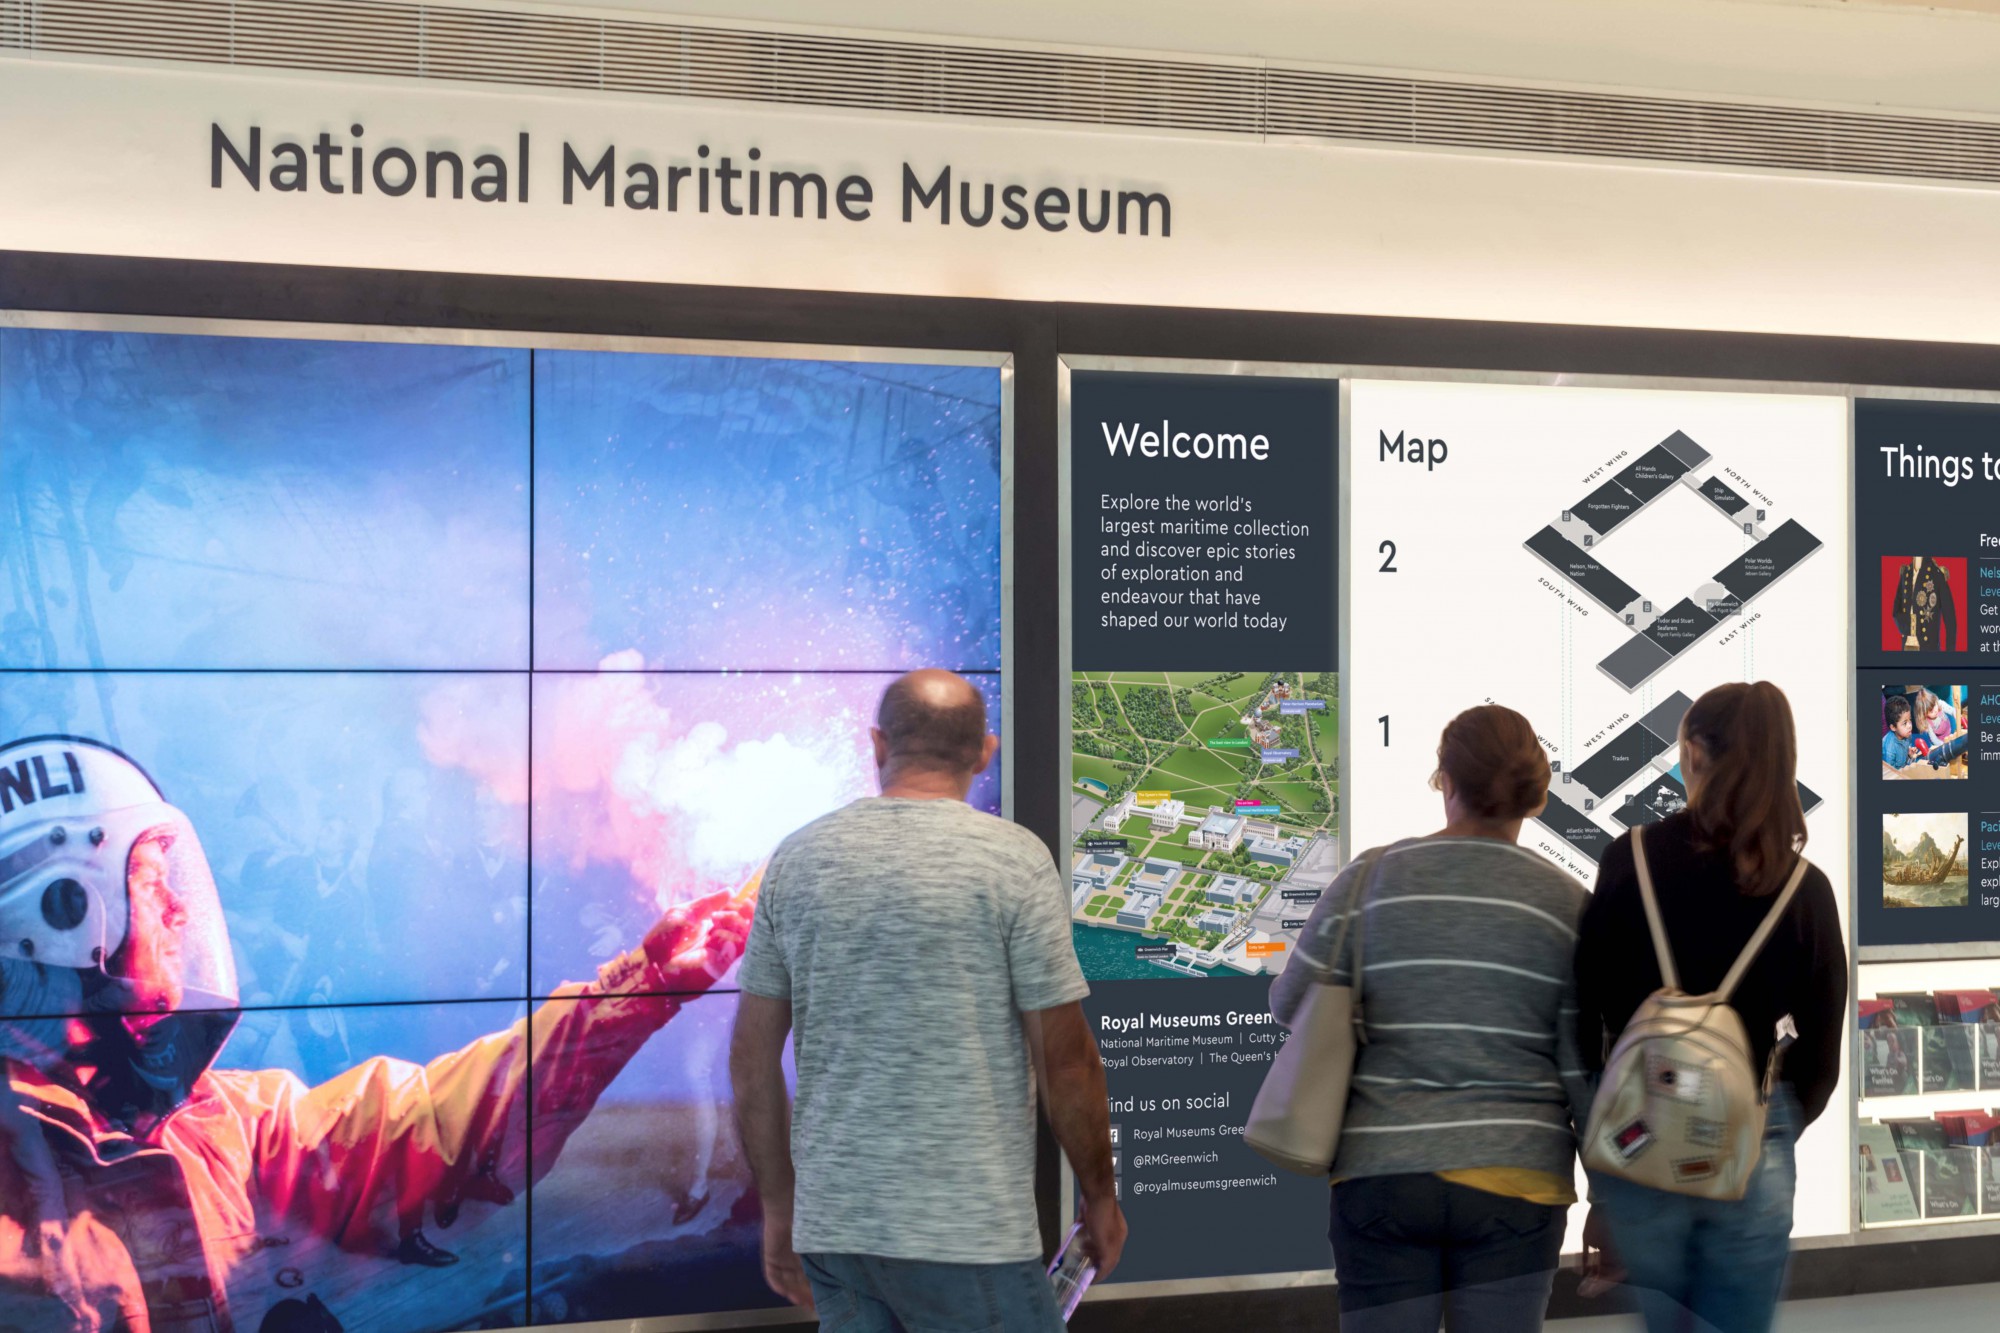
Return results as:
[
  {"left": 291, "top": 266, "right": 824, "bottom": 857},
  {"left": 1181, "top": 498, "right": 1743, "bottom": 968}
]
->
[
  {"left": 1535, "top": 686, "right": 1823, "bottom": 864},
  {"left": 1522, "top": 429, "right": 1824, "bottom": 691},
  {"left": 1518, "top": 425, "right": 1827, "bottom": 860}
]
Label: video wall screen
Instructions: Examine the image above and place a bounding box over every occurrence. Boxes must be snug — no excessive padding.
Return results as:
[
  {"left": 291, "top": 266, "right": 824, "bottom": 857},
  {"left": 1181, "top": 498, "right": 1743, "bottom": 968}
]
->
[{"left": 0, "top": 325, "right": 1005, "bottom": 1331}]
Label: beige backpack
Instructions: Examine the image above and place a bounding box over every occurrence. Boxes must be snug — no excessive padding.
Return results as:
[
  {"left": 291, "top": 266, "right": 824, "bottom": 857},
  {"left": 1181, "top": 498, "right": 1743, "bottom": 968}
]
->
[{"left": 1581, "top": 825, "right": 1810, "bottom": 1201}]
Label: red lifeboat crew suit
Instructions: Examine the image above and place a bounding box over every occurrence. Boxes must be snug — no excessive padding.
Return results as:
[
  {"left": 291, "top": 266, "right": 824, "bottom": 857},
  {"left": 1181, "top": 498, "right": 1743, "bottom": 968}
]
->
[{"left": 0, "top": 735, "right": 753, "bottom": 1333}]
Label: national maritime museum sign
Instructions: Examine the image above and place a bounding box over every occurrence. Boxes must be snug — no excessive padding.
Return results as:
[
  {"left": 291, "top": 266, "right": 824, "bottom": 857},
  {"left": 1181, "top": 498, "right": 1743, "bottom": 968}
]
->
[{"left": 209, "top": 122, "right": 1174, "bottom": 238}]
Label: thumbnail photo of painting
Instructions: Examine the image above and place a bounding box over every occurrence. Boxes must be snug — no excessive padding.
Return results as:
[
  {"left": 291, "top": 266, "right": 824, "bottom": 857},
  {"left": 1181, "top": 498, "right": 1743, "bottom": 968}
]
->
[{"left": 1882, "top": 811, "right": 1970, "bottom": 910}]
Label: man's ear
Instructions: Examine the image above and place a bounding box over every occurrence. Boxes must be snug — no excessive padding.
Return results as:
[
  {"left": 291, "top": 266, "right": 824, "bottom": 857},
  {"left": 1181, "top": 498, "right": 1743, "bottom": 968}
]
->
[
  {"left": 975, "top": 733, "right": 1000, "bottom": 775},
  {"left": 870, "top": 727, "right": 889, "bottom": 769}
]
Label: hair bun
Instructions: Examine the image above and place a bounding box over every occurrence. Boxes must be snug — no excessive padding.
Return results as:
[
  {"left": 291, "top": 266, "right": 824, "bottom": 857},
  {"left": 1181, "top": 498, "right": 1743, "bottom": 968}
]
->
[
  {"left": 1479, "top": 750, "right": 1544, "bottom": 820},
  {"left": 1492, "top": 751, "right": 1548, "bottom": 819},
  {"left": 1435, "top": 704, "right": 1547, "bottom": 820}
]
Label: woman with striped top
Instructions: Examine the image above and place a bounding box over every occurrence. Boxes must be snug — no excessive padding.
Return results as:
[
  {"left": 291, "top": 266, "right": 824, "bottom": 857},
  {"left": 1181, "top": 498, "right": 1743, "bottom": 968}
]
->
[{"left": 1272, "top": 705, "right": 1589, "bottom": 1333}]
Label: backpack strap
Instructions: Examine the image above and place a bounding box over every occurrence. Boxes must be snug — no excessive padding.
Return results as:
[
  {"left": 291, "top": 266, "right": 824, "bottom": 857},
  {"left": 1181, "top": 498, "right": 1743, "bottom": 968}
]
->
[
  {"left": 1631, "top": 826, "right": 1681, "bottom": 993},
  {"left": 1716, "top": 855, "right": 1812, "bottom": 1004}
]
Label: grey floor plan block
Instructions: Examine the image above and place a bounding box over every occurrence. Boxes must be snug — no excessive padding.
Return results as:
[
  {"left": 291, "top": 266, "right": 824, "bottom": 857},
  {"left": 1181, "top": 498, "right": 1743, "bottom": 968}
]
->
[
  {"left": 1519, "top": 428, "right": 1823, "bottom": 693},
  {"left": 1571, "top": 719, "right": 1670, "bottom": 798},
  {"left": 1611, "top": 443, "right": 1691, "bottom": 503},
  {"left": 1574, "top": 479, "right": 1643, "bottom": 536},
  {"left": 1525, "top": 525, "right": 1642, "bottom": 613},
  {"left": 1599, "top": 633, "right": 1676, "bottom": 689},
  {"left": 1642, "top": 598, "right": 1720, "bottom": 653},
  {"left": 1699, "top": 474, "right": 1751, "bottom": 517},
  {"left": 1637, "top": 692, "right": 1695, "bottom": 747},
  {"left": 1533, "top": 788, "right": 1615, "bottom": 862},
  {"left": 1713, "top": 519, "right": 1821, "bottom": 602},
  {"left": 1656, "top": 430, "right": 1712, "bottom": 471}
]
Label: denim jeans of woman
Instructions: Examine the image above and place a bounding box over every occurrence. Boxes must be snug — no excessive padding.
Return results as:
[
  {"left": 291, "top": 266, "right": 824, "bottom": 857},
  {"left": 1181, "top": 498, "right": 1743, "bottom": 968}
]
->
[
  {"left": 1328, "top": 1174, "right": 1566, "bottom": 1333},
  {"left": 1589, "top": 1089, "right": 1799, "bottom": 1333}
]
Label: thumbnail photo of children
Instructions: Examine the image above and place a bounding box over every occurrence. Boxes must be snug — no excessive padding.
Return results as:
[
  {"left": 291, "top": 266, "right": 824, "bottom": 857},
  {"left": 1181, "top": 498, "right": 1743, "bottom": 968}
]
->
[
  {"left": 1881, "top": 556, "right": 1968, "bottom": 653},
  {"left": 1881, "top": 684, "right": 1971, "bottom": 780},
  {"left": 1882, "top": 811, "right": 1971, "bottom": 910}
]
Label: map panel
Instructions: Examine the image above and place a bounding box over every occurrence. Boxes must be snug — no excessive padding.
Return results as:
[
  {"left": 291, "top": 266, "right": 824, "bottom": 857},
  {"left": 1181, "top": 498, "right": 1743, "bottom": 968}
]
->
[{"left": 1346, "top": 377, "right": 1852, "bottom": 1241}]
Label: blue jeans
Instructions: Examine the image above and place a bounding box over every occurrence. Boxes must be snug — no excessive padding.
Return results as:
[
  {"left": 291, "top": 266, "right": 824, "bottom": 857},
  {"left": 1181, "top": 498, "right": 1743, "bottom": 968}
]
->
[
  {"left": 801, "top": 1252, "right": 1063, "bottom": 1332},
  {"left": 1590, "top": 1091, "right": 1799, "bottom": 1333},
  {"left": 1328, "top": 1174, "right": 1566, "bottom": 1332}
]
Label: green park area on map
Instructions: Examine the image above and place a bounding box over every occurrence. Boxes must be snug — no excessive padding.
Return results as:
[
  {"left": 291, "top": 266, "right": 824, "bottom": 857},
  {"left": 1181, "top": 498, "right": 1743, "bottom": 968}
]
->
[{"left": 1068, "top": 670, "right": 1341, "bottom": 979}]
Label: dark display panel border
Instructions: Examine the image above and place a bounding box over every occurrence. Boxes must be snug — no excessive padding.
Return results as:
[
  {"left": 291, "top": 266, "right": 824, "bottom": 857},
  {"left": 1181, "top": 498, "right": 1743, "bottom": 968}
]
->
[{"left": 11, "top": 249, "right": 2000, "bottom": 1327}]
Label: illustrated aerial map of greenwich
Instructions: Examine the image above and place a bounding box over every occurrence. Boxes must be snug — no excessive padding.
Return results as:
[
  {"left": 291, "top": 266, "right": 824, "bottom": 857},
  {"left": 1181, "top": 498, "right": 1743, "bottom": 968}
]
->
[{"left": 1069, "top": 670, "right": 1340, "bottom": 979}]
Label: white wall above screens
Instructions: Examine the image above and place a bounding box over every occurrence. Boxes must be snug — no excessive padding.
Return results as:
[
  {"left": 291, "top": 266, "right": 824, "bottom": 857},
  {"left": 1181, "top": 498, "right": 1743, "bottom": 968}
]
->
[{"left": 14, "top": 56, "right": 2000, "bottom": 347}]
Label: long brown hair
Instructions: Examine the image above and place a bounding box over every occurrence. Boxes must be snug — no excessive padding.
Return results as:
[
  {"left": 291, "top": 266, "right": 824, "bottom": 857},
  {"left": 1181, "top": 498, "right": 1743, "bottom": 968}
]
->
[
  {"left": 1430, "top": 704, "right": 1549, "bottom": 820},
  {"left": 1679, "top": 682, "right": 1806, "bottom": 896}
]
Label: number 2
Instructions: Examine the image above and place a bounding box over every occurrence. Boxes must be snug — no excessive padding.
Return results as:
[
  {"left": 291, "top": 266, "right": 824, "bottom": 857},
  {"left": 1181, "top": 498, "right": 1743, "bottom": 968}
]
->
[{"left": 1379, "top": 540, "right": 1398, "bottom": 573}]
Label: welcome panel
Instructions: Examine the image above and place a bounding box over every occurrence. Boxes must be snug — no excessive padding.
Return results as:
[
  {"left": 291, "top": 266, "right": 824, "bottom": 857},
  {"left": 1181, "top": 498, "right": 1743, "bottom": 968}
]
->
[{"left": 1063, "top": 366, "right": 1341, "bottom": 1285}]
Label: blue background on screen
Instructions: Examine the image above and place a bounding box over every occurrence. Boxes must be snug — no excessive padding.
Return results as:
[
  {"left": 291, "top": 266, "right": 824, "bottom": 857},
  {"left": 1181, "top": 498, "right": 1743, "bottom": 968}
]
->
[
  {"left": 0, "top": 329, "right": 530, "bottom": 670},
  {"left": 534, "top": 351, "right": 1002, "bottom": 672},
  {"left": 0, "top": 669, "right": 530, "bottom": 1015}
]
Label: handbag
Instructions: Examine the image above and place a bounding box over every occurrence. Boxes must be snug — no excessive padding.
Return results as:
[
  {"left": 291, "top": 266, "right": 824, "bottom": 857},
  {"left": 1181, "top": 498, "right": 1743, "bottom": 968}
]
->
[{"left": 1244, "top": 847, "right": 1383, "bottom": 1175}]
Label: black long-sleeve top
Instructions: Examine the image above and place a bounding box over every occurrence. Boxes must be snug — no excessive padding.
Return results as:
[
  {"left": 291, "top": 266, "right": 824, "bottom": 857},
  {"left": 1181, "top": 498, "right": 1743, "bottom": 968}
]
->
[{"left": 1575, "top": 812, "right": 1848, "bottom": 1128}]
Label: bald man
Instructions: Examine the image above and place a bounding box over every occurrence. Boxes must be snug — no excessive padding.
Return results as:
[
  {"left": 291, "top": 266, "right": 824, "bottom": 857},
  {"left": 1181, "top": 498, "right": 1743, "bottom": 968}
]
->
[{"left": 731, "top": 669, "right": 1124, "bottom": 1330}]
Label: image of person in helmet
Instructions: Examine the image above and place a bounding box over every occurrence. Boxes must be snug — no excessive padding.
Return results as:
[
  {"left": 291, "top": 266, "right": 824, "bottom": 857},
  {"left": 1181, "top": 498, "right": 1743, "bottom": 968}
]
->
[{"left": 0, "top": 734, "right": 753, "bottom": 1333}]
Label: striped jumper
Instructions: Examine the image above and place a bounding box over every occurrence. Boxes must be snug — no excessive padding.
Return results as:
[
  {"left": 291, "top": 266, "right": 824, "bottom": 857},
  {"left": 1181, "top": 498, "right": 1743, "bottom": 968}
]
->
[{"left": 1270, "top": 837, "right": 1593, "bottom": 1180}]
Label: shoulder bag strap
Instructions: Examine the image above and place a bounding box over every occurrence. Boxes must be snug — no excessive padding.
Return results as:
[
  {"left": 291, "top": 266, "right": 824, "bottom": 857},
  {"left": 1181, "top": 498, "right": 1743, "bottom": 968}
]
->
[
  {"left": 1631, "top": 825, "right": 1681, "bottom": 993},
  {"left": 1347, "top": 847, "right": 1391, "bottom": 1046},
  {"left": 1316, "top": 847, "right": 1380, "bottom": 984},
  {"left": 1716, "top": 855, "right": 1812, "bottom": 1004}
]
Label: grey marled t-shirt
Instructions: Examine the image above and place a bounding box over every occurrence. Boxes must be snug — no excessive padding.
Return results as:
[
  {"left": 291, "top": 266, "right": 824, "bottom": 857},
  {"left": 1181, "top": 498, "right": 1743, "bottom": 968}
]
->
[{"left": 737, "top": 796, "right": 1089, "bottom": 1263}]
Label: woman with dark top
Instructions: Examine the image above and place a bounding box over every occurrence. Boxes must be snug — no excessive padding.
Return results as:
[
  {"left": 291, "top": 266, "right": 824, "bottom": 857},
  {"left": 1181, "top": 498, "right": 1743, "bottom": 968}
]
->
[
  {"left": 1273, "top": 705, "right": 1590, "bottom": 1333},
  {"left": 1575, "top": 681, "right": 1847, "bottom": 1333}
]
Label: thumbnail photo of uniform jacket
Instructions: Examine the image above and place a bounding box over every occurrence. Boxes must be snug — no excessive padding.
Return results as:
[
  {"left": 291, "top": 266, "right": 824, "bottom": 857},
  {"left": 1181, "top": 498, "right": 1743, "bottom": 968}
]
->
[{"left": 1893, "top": 557, "right": 1959, "bottom": 652}]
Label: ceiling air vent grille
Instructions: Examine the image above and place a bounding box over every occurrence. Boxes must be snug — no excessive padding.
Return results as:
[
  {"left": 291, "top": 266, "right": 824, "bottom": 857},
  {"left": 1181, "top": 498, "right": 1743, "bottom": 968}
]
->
[
  {"left": 1267, "top": 67, "right": 2000, "bottom": 183},
  {"left": 6, "top": 0, "right": 2000, "bottom": 185}
]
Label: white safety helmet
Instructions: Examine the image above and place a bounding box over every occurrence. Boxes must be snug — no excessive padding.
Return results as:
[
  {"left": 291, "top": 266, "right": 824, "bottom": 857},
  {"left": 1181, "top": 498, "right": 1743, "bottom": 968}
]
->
[{"left": 0, "top": 735, "right": 237, "bottom": 1014}]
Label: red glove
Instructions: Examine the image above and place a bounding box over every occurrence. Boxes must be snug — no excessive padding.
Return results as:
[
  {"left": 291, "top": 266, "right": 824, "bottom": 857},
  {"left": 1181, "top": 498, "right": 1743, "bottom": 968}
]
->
[{"left": 635, "top": 889, "right": 754, "bottom": 993}]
